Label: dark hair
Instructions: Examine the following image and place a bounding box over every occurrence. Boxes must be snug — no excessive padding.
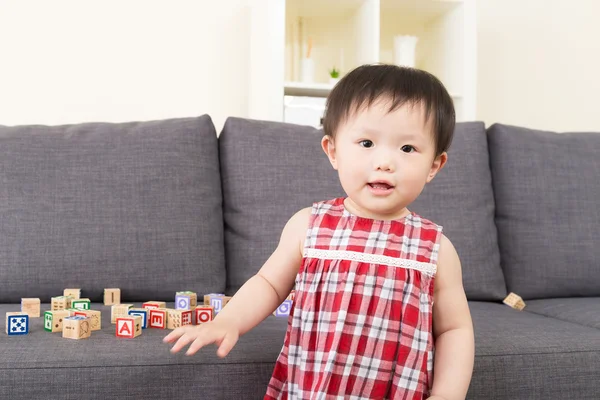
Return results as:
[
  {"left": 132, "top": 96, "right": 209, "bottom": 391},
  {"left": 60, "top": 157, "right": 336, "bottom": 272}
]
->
[{"left": 322, "top": 64, "right": 455, "bottom": 157}]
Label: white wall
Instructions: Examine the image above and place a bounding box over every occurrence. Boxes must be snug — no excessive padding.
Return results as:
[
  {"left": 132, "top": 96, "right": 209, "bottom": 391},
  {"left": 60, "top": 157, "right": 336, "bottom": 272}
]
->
[
  {"left": 477, "top": 0, "right": 600, "bottom": 131},
  {"left": 0, "top": 0, "right": 254, "bottom": 132}
]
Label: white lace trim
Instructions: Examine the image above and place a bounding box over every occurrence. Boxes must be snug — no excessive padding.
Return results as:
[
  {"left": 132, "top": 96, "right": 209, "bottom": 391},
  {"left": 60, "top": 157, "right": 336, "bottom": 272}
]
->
[{"left": 303, "top": 248, "right": 437, "bottom": 277}]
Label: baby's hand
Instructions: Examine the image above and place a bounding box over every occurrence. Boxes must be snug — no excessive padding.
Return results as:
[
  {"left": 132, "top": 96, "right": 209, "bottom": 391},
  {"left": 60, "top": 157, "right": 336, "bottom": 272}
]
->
[{"left": 163, "top": 320, "right": 239, "bottom": 357}]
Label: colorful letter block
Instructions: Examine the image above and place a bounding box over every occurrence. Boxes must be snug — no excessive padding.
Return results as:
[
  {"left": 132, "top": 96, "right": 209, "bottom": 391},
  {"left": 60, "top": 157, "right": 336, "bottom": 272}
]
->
[
  {"left": 149, "top": 309, "right": 167, "bottom": 329},
  {"left": 51, "top": 296, "right": 73, "bottom": 311},
  {"left": 128, "top": 308, "right": 149, "bottom": 329},
  {"left": 166, "top": 309, "right": 192, "bottom": 329},
  {"left": 63, "top": 316, "right": 91, "bottom": 340},
  {"left": 116, "top": 315, "right": 142, "bottom": 338},
  {"left": 111, "top": 304, "right": 133, "bottom": 324},
  {"left": 6, "top": 312, "right": 29, "bottom": 335},
  {"left": 175, "top": 291, "right": 197, "bottom": 310},
  {"left": 73, "top": 310, "right": 101, "bottom": 331},
  {"left": 195, "top": 305, "right": 214, "bottom": 325},
  {"left": 204, "top": 294, "right": 231, "bottom": 314},
  {"left": 274, "top": 300, "right": 293, "bottom": 317},
  {"left": 21, "top": 298, "right": 41, "bottom": 318},
  {"left": 63, "top": 288, "right": 81, "bottom": 299},
  {"left": 71, "top": 299, "right": 91, "bottom": 310},
  {"left": 142, "top": 301, "right": 166, "bottom": 310},
  {"left": 104, "top": 288, "right": 121, "bottom": 306},
  {"left": 44, "top": 310, "right": 71, "bottom": 332}
]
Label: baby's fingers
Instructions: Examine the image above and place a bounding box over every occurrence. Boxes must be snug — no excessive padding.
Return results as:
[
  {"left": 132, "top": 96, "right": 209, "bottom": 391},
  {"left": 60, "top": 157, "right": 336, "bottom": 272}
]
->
[
  {"left": 185, "top": 330, "right": 221, "bottom": 356},
  {"left": 163, "top": 327, "right": 189, "bottom": 343},
  {"left": 216, "top": 331, "right": 239, "bottom": 358}
]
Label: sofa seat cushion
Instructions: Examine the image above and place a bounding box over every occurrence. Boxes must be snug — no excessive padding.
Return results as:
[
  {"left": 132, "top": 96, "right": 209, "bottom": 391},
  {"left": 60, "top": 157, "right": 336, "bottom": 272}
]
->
[
  {"left": 488, "top": 124, "right": 600, "bottom": 299},
  {"left": 524, "top": 297, "right": 600, "bottom": 329},
  {"left": 0, "top": 116, "right": 225, "bottom": 302},
  {"left": 0, "top": 303, "right": 287, "bottom": 399},
  {"left": 467, "top": 301, "right": 600, "bottom": 400},
  {"left": 220, "top": 118, "right": 505, "bottom": 301}
]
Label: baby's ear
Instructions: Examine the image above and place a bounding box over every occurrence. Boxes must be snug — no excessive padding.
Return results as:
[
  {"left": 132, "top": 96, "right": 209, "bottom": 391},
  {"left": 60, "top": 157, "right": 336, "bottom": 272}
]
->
[
  {"left": 321, "top": 135, "right": 338, "bottom": 170},
  {"left": 426, "top": 152, "right": 447, "bottom": 183}
]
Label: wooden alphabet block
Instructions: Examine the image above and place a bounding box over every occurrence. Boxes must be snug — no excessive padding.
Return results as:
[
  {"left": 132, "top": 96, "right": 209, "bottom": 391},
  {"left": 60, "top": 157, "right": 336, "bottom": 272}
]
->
[
  {"left": 21, "top": 298, "right": 41, "bottom": 318},
  {"left": 273, "top": 300, "right": 293, "bottom": 317},
  {"left": 287, "top": 290, "right": 296, "bottom": 301},
  {"left": 149, "top": 309, "right": 167, "bottom": 329},
  {"left": 503, "top": 292, "right": 526, "bottom": 310},
  {"left": 142, "top": 301, "right": 166, "bottom": 310},
  {"left": 103, "top": 288, "right": 121, "bottom": 306},
  {"left": 51, "top": 296, "right": 73, "bottom": 311},
  {"left": 128, "top": 308, "right": 149, "bottom": 329},
  {"left": 62, "top": 316, "right": 91, "bottom": 339},
  {"left": 166, "top": 309, "right": 193, "bottom": 329},
  {"left": 204, "top": 294, "right": 231, "bottom": 314},
  {"left": 175, "top": 291, "right": 197, "bottom": 310},
  {"left": 195, "top": 305, "right": 214, "bottom": 325},
  {"left": 111, "top": 304, "right": 133, "bottom": 324},
  {"left": 64, "top": 288, "right": 81, "bottom": 299},
  {"left": 116, "top": 315, "right": 142, "bottom": 338},
  {"left": 71, "top": 298, "right": 91, "bottom": 310},
  {"left": 73, "top": 310, "right": 102, "bottom": 331},
  {"left": 6, "top": 312, "right": 29, "bottom": 335},
  {"left": 44, "top": 310, "right": 71, "bottom": 332}
]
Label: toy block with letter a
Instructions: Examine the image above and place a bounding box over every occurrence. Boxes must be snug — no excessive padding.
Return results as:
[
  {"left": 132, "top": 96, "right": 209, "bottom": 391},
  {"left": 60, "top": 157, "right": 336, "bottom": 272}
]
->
[
  {"left": 73, "top": 310, "right": 101, "bottom": 331},
  {"left": 195, "top": 305, "right": 214, "bottom": 325},
  {"left": 104, "top": 288, "right": 121, "bottom": 306},
  {"left": 44, "top": 310, "right": 71, "bottom": 332},
  {"left": 21, "top": 298, "right": 41, "bottom": 317},
  {"left": 142, "top": 301, "right": 166, "bottom": 310},
  {"left": 64, "top": 288, "right": 81, "bottom": 299},
  {"left": 273, "top": 300, "right": 293, "bottom": 317},
  {"left": 51, "top": 296, "right": 73, "bottom": 311},
  {"left": 62, "top": 316, "right": 91, "bottom": 340},
  {"left": 175, "top": 291, "right": 197, "bottom": 310},
  {"left": 111, "top": 304, "right": 133, "bottom": 324},
  {"left": 72, "top": 298, "right": 91, "bottom": 310},
  {"left": 166, "top": 309, "right": 192, "bottom": 329},
  {"left": 6, "top": 312, "right": 29, "bottom": 336},
  {"left": 116, "top": 315, "right": 142, "bottom": 338},
  {"left": 128, "top": 308, "right": 149, "bottom": 329},
  {"left": 149, "top": 308, "right": 167, "bottom": 329}
]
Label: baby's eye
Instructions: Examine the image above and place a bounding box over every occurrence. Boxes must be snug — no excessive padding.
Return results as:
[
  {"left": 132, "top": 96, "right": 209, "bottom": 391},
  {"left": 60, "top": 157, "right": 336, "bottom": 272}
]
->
[
  {"left": 401, "top": 145, "right": 415, "bottom": 153},
  {"left": 359, "top": 140, "right": 374, "bottom": 148}
]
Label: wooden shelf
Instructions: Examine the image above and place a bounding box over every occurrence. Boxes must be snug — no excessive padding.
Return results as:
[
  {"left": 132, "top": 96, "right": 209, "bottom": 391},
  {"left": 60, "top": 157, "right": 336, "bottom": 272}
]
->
[{"left": 284, "top": 82, "right": 335, "bottom": 97}]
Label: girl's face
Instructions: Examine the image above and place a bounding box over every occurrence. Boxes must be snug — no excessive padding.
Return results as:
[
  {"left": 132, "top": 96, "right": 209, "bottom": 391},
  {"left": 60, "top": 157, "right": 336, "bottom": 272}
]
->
[{"left": 322, "top": 99, "right": 447, "bottom": 220}]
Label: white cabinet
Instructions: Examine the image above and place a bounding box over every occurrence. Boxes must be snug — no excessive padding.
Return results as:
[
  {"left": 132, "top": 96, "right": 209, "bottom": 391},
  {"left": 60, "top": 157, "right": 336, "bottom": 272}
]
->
[{"left": 248, "top": 0, "right": 476, "bottom": 125}]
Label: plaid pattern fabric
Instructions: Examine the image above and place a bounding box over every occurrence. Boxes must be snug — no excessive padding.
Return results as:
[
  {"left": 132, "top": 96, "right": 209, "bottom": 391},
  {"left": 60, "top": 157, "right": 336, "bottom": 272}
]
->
[{"left": 266, "top": 198, "right": 442, "bottom": 400}]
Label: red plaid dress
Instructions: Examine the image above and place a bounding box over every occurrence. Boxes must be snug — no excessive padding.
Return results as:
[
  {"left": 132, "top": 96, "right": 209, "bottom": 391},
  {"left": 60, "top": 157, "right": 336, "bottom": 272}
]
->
[{"left": 265, "top": 197, "right": 442, "bottom": 400}]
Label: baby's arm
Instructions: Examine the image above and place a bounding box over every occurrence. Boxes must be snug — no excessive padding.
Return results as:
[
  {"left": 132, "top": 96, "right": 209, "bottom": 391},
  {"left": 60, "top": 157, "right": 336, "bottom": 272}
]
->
[
  {"left": 164, "top": 207, "right": 311, "bottom": 356},
  {"left": 428, "top": 235, "right": 475, "bottom": 400}
]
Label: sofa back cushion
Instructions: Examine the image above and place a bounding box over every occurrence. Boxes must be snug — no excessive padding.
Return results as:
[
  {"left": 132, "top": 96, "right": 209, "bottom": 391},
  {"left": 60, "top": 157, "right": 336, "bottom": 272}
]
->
[
  {"left": 488, "top": 124, "right": 600, "bottom": 299},
  {"left": 0, "top": 116, "right": 225, "bottom": 303},
  {"left": 219, "top": 118, "right": 506, "bottom": 301}
]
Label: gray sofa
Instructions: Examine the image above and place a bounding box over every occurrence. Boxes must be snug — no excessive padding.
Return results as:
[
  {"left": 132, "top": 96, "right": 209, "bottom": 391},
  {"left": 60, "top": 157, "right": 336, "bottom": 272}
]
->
[{"left": 0, "top": 115, "right": 598, "bottom": 399}]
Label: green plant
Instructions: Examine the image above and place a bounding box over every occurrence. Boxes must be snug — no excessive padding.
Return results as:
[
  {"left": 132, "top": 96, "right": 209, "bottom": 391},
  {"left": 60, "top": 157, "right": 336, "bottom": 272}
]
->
[{"left": 329, "top": 67, "right": 340, "bottom": 79}]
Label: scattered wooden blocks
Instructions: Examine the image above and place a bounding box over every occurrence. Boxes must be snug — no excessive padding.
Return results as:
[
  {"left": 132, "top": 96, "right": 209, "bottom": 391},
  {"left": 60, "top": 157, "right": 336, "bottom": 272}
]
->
[
  {"left": 6, "top": 312, "right": 29, "bottom": 335},
  {"left": 21, "top": 298, "right": 41, "bottom": 318},
  {"left": 64, "top": 288, "right": 81, "bottom": 299},
  {"left": 111, "top": 304, "right": 134, "bottom": 324},
  {"left": 71, "top": 298, "right": 91, "bottom": 310},
  {"left": 62, "top": 316, "right": 91, "bottom": 339},
  {"left": 73, "top": 310, "right": 102, "bottom": 331},
  {"left": 204, "top": 293, "right": 231, "bottom": 314},
  {"left": 128, "top": 308, "right": 149, "bottom": 329},
  {"left": 116, "top": 315, "right": 142, "bottom": 338},
  {"left": 175, "top": 291, "right": 197, "bottom": 310},
  {"left": 195, "top": 305, "right": 214, "bottom": 325},
  {"left": 166, "top": 309, "right": 193, "bottom": 329},
  {"left": 149, "top": 308, "right": 167, "bottom": 329},
  {"left": 44, "top": 310, "right": 71, "bottom": 332},
  {"left": 51, "top": 296, "right": 73, "bottom": 311},
  {"left": 503, "top": 292, "right": 526, "bottom": 310},
  {"left": 273, "top": 300, "right": 293, "bottom": 317},
  {"left": 142, "top": 301, "right": 166, "bottom": 310},
  {"left": 104, "top": 288, "right": 121, "bottom": 306}
]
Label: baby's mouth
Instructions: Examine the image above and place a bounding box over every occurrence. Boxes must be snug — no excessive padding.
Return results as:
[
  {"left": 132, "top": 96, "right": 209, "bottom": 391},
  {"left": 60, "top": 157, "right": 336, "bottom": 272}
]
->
[{"left": 368, "top": 182, "right": 394, "bottom": 190}]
